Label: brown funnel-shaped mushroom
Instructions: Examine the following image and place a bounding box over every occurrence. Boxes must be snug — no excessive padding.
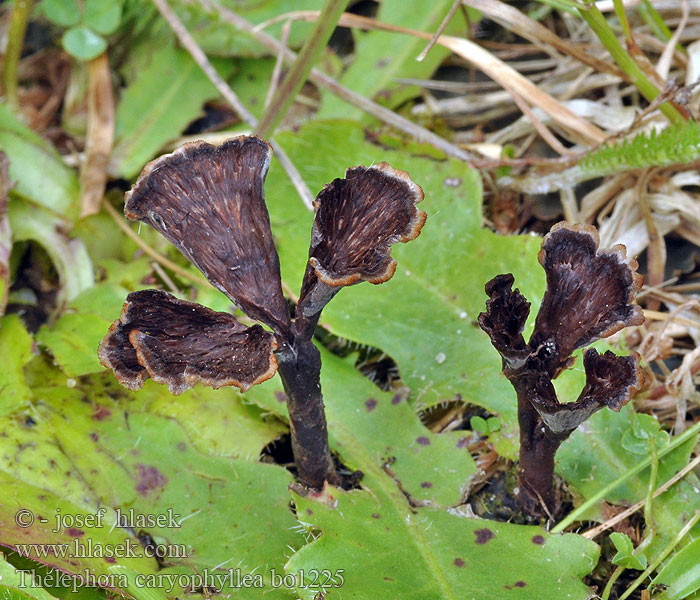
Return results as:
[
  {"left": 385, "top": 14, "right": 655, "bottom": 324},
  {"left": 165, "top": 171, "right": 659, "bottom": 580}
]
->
[
  {"left": 125, "top": 136, "right": 291, "bottom": 336},
  {"left": 98, "top": 290, "right": 278, "bottom": 395},
  {"left": 296, "top": 163, "right": 425, "bottom": 338},
  {"left": 100, "top": 136, "right": 425, "bottom": 491},
  {"left": 478, "top": 222, "right": 644, "bottom": 518}
]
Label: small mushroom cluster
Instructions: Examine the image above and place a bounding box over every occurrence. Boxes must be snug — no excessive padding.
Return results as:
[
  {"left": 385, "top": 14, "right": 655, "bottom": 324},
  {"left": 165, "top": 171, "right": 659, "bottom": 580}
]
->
[
  {"left": 479, "top": 223, "right": 644, "bottom": 516},
  {"left": 99, "top": 136, "right": 425, "bottom": 489}
]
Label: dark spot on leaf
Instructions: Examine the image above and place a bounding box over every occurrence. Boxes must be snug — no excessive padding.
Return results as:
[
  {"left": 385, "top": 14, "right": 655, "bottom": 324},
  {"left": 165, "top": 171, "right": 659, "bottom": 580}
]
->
[
  {"left": 135, "top": 464, "right": 168, "bottom": 496},
  {"left": 504, "top": 581, "right": 527, "bottom": 590},
  {"left": 92, "top": 405, "right": 111, "bottom": 421},
  {"left": 90, "top": 433, "right": 99, "bottom": 442},
  {"left": 275, "top": 391, "right": 287, "bottom": 403},
  {"left": 365, "top": 398, "right": 378, "bottom": 411},
  {"left": 456, "top": 437, "right": 469, "bottom": 448},
  {"left": 453, "top": 558, "right": 465, "bottom": 568},
  {"left": 372, "top": 513, "right": 381, "bottom": 519},
  {"left": 416, "top": 436, "right": 430, "bottom": 446},
  {"left": 65, "top": 528, "right": 84, "bottom": 538},
  {"left": 104, "top": 556, "right": 116, "bottom": 564},
  {"left": 176, "top": 442, "right": 186, "bottom": 452},
  {"left": 306, "top": 509, "right": 313, "bottom": 516},
  {"left": 24, "top": 416, "right": 36, "bottom": 426},
  {"left": 532, "top": 535, "right": 545, "bottom": 545},
  {"left": 474, "top": 528, "right": 494, "bottom": 544},
  {"left": 391, "top": 393, "right": 402, "bottom": 405},
  {"left": 384, "top": 577, "right": 394, "bottom": 581},
  {"left": 421, "top": 481, "right": 432, "bottom": 488}
]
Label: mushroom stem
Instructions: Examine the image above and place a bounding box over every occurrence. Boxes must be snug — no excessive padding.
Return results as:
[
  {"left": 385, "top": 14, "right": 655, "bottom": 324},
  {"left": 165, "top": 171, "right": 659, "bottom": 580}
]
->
[
  {"left": 516, "top": 391, "right": 567, "bottom": 516},
  {"left": 276, "top": 337, "right": 339, "bottom": 489}
]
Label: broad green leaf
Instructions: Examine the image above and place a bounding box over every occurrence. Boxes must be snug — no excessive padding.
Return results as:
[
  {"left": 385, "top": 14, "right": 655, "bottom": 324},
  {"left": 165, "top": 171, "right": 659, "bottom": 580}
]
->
[
  {"left": 36, "top": 312, "right": 111, "bottom": 377},
  {"left": 38, "top": 0, "right": 80, "bottom": 27},
  {"left": 263, "top": 120, "right": 545, "bottom": 456},
  {"left": 0, "top": 155, "right": 10, "bottom": 316},
  {"left": 8, "top": 201, "right": 93, "bottom": 305},
  {"left": 249, "top": 347, "right": 477, "bottom": 507},
  {"left": 110, "top": 43, "right": 235, "bottom": 179},
  {"left": 176, "top": 0, "right": 325, "bottom": 57},
  {"left": 558, "top": 405, "right": 700, "bottom": 558},
  {"left": 35, "top": 279, "right": 286, "bottom": 459},
  {"left": 0, "top": 315, "right": 33, "bottom": 415},
  {"left": 0, "top": 106, "right": 79, "bottom": 219},
  {"left": 0, "top": 552, "right": 59, "bottom": 600},
  {"left": 36, "top": 283, "right": 125, "bottom": 377},
  {"left": 287, "top": 486, "right": 599, "bottom": 599},
  {"left": 62, "top": 27, "right": 107, "bottom": 62},
  {"left": 652, "top": 536, "right": 700, "bottom": 600},
  {"left": 84, "top": 0, "right": 122, "bottom": 35},
  {"left": 0, "top": 380, "right": 303, "bottom": 597},
  {"left": 317, "top": 1, "right": 472, "bottom": 119}
]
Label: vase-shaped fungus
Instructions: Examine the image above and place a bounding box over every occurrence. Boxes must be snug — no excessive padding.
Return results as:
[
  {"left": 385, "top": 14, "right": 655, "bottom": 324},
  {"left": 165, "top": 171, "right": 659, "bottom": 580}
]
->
[
  {"left": 478, "top": 223, "right": 644, "bottom": 517},
  {"left": 99, "top": 136, "right": 425, "bottom": 489}
]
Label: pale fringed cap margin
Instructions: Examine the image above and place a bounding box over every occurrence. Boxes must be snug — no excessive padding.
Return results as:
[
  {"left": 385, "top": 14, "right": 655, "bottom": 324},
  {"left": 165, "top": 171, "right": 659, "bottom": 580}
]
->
[
  {"left": 124, "top": 135, "right": 291, "bottom": 337},
  {"left": 101, "top": 136, "right": 426, "bottom": 397},
  {"left": 479, "top": 222, "right": 645, "bottom": 434},
  {"left": 297, "top": 162, "right": 425, "bottom": 321},
  {"left": 531, "top": 222, "right": 645, "bottom": 378},
  {"left": 98, "top": 290, "right": 278, "bottom": 395}
]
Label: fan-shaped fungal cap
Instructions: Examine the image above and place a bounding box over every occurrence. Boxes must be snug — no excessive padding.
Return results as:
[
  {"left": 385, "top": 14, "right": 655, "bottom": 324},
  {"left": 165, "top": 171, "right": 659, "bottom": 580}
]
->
[
  {"left": 98, "top": 290, "right": 278, "bottom": 395},
  {"left": 478, "top": 274, "right": 531, "bottom": 371},
  {"left": 530, "top": 222, "right": 644, "bottom": 377},
  {"left": 529, "top": 349, "right": 643, "bottom": 434},
  {"left": 296, "top": 162, "right": 425, "bottom": 324},
  {"left": 124, "top": 136, "right": 291, "bottom": 336}
]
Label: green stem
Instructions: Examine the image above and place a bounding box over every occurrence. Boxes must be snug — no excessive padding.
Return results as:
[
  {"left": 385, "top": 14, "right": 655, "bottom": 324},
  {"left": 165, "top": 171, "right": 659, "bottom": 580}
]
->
[
  {"left": 618, "top": 511, "right": 700, "bottom": 600},
  {"left": 577, "top": 2, "right": 684, "bottom": 124},
  {"left": 601, "top": 565, "right": 625, "bottom": 600},
  {"left": 638, "top": 0, "right": 670, "bottom": 42},
  {"left": 254, "top": 0, "right": 350, "bottom": 138},
  {"left": 552, "top": 420, "right": 700, "bottom": 533},
  {"left": 3, "top": 0, "right": 32, "bottom": 109}
]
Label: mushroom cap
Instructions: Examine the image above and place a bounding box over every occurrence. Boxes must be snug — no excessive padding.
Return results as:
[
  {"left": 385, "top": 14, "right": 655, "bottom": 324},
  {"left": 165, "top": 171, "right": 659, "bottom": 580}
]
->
[
  {"left": 99, "top": 290, "right": 278, "bottom": 395},
  {"left": 125, "top": 135, "right": 291, "bottom": 337}
]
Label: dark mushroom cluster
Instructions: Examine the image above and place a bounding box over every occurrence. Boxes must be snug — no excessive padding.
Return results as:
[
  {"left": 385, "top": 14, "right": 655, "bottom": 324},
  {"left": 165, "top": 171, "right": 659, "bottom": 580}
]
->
[
  {"left": 478, "top": 223, "right": 644, "bottom": 517},
  {"left": 99, "top": 135, "right": 425, "bottom": 489}
]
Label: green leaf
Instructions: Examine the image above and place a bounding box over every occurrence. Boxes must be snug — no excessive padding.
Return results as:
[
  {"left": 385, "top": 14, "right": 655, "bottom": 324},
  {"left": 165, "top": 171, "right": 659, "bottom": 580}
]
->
[
  {"left": 652, "top": 536, "right": 700, "bottom": 600},
  {"left": 0, "top": 379, "right": 303, "bottom": 597},
  {"left": 317, "top": 1, "right": 473, "bottom": 118},
  {"left": 609, "top": 532, "right": 647, "bottom": 570},
  {"left": 263, "top": 120, "right": 546, "bottom": 457},
  {"left": 470, "top": 416, "right": 488, "bottom": 434},
  {"left": 62, "top": 27, "right": 107, "bottom": 61},
  {"left": 249, "top": 348, "right": 477, "bottom": 507},
  {"left": 0, "top": 552, "right": 59, "bottom": 600},
  {"left": 0, "top": 315, "right": 34, "bottom": 416},
  {"left": 84, "top": 0, "right": 122, "bottom": 35},
  {"left": 287, "top": 486, "right": 599, "bottom": 599},
  {"left": 558, "top": 405, "right": 700, "bottom": 558},
  {"left": 176, "top": 0, "right": 325, "bottom": 57},
  {"left": 39, "top": 0, "right": 80, "bottom": 27},
  {"left": 36, "top": 311, "right": 112, "bottom": 378},
  {"left": 621, "top": 413, "right": 669, "bottom": 455},
  {"left": 8, "top": 200, "right": 94, "bottom": 305},
  {"left": 0, "top": 105, "right": 80, "bottom": 219},
  {"left": 110, "top": 42, "right": 235, "bottom": 178},
  {"left": 35, "top": 283, "right": 125, "bottom": 378}
]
